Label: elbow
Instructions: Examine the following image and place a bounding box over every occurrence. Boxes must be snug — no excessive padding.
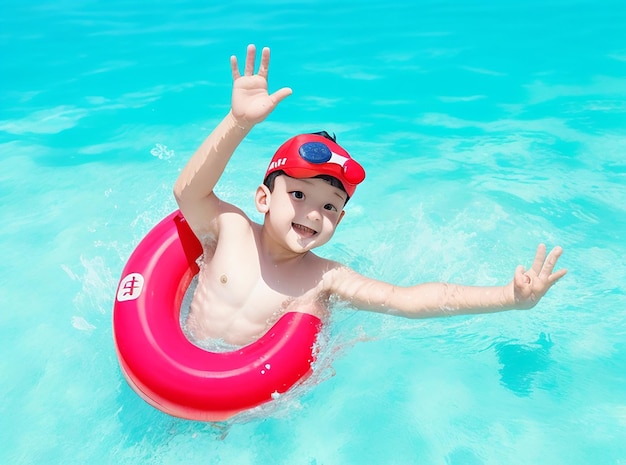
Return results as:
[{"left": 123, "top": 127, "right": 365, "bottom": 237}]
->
[
  {"left": 173, "top": 184, "right": 183, "bottom": 201},
  {"left": 173, "top": 185, "right": 193, "bottom": 213},
  {"left": 173, "top": 185, "right": 184, "bottom": 207},
  {"left": 173, "top": 180, "right": 190, "bottom": 206}
]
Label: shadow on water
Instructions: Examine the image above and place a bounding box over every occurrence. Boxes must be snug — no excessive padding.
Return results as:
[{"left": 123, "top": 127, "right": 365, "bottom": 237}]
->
[{"left": 495, "top": 333, "right": 554, "bottom": 397}]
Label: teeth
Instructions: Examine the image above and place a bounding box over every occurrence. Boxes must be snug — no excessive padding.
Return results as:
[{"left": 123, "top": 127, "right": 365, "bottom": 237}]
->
[{"left": 293, "top": 223, "right": 316, "bottom": 235}]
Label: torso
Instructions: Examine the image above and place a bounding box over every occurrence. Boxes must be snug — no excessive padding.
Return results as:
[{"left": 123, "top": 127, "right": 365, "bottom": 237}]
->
[{"left": 185, "top": 219, "right": 333, "bottom": 346}]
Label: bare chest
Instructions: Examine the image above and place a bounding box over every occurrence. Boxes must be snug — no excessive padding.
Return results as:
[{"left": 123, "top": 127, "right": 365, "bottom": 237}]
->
[{"left": 187, "top": 232, "right": 327, "bottom": 343}]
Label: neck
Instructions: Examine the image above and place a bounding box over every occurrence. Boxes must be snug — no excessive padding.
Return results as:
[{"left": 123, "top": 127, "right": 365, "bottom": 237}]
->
[{"left": 256, "top": 223, "right": 311, "bottom": 265}]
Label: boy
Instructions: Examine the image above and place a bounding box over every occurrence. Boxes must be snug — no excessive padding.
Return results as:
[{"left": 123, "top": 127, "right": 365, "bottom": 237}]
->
[{"left": 174, "top": 44, "right": 567, "bottom": 346}]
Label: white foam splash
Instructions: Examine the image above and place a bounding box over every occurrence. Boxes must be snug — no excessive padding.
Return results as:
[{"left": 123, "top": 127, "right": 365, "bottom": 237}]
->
[
  {"left": 150, "top": 143, "right": 175, "bottom": 160},
  {"left": 71, "top": 316, "right": 96, "bottom": 331}
]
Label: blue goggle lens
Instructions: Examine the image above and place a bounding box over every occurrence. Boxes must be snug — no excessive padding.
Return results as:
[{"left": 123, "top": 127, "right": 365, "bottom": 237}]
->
[{"left": 298, "top": 142, "right": 332, "bottom": 164}]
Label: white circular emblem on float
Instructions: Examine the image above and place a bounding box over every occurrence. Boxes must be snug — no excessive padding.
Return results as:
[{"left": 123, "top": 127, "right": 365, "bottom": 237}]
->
[{"left": 116, "top": 273, "right": 145, "bottom": 302}]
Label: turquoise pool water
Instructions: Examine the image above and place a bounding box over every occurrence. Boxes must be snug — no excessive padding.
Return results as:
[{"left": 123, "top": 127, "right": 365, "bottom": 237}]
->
[{"left": 2, "top": 0, "right": 625, "bottom": 463}]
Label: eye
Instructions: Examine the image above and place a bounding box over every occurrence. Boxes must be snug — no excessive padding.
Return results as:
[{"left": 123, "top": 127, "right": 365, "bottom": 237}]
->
[
  {"left": 290, "top": 191, "right": 304, "bottom": 200},
  {"left": 324, "top": 203, "right": 338, "bottom": 212}
]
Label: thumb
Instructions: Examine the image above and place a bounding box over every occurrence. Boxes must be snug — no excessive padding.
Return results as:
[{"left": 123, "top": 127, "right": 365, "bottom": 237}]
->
[
  {"left": 270, "top": 87, "right": 293, "bottom": 105},
  {"left": 515, "top": 265, "right": 530, "bottom": 285}
]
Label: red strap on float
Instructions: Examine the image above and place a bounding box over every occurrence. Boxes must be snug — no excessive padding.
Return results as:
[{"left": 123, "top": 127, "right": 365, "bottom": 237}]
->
[{"left": 173, "top": 212, "right": 203, "bottom": 274}]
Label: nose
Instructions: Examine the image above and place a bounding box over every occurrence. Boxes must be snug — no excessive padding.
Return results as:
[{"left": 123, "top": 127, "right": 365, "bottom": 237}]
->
[{"left": 306, "top": 207, "right": 322, "bottom": 222}]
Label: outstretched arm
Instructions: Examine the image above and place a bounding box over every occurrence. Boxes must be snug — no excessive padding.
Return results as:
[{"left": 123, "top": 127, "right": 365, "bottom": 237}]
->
[
  {"left": 325, "top": 244, "right": 567, "bottom": 317},
  {"left": 173, "top": 44, "right": 292, "bottom": 235}
]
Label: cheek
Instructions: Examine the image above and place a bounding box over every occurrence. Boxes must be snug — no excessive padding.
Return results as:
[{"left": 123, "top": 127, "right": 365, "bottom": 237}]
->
[
  {"left": 322, "top": 212, "right": 341, "bottom": 228},
  {"left": 326, "top": 208, "right": 342, "bottom": 221},
  {"left": 273, "top": 198, "right": 296, "bottom": 222}
]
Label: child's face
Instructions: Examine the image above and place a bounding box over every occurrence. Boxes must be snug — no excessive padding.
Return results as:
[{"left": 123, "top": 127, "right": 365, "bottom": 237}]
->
[{"left": 264, "top": 175, "right": 347, "bottom": 253}]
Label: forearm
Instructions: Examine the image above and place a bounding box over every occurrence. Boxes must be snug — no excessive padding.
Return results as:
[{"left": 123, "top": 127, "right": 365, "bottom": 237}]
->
[
  {"left": 173, "top": 111, "right": 252, "bottom": 201},
  {"left": 328, "top": 268, "right": 518, "bottom": 318},
  {"left": 330, "top": 244, "right": 566, "bottom": 319},
  {"left": 386, "top": 282, "right": 516, "bottom": 318}
]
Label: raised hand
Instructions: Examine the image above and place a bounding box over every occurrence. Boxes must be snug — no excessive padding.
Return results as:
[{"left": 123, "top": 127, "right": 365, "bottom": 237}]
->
[
  {"left": 513, "top": 244, "right": 567, "bottom": 309},
  {"left": 230, "top": 44, "right": 293, "bottom": 126}
]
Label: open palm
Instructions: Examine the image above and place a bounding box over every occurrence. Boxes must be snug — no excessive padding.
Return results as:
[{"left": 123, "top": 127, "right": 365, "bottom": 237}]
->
[{"left": 230, "top": 45, "right": 292, "bottom": 125}]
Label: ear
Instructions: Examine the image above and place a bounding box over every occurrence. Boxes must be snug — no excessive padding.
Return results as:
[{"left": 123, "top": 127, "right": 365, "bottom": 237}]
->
[
  {"left": 255, "top": 184, "right": 271, "bottom": 213},
  {"left": 336, "top": 210, "right": 346, "bottom": 226}
]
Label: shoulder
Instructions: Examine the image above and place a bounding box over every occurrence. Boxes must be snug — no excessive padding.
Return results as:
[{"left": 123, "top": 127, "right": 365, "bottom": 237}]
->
[
  {"left": 318, "top": 261, "right": 359, "bottom": 292},
  {"left": 211, "top": 201, "right": 262, "bottom": 249},
  {"left": 200, "top": 203, "right": 258, "bottom": 260},
  {"left": 216, "top": 200, "right": 254, "bottom": 228},
  {"left": 198, "top": 197, "right": 256, "bottom": 238}
]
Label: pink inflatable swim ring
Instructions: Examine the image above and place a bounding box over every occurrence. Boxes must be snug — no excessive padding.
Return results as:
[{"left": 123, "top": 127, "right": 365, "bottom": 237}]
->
[{"left": 113, "top": 211, "right": 321, "bottom": 421}]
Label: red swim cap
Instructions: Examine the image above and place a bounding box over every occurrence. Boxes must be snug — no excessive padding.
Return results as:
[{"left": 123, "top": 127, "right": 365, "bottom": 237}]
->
[{"left": 264, "top": 134, "right": 366, "bottom": 198}]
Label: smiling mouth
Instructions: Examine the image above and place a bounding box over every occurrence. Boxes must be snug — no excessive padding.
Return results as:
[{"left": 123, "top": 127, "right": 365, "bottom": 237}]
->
[{"left": 292, "top": 223, "right": 317, "bottom": 238}]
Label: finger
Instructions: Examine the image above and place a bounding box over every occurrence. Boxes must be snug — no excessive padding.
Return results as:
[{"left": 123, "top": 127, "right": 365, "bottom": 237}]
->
[
  {"left": 244, "top": 44, "right": 256, "bottom": 76},
  {"left": 539, "top": 246, "right": 563, "bottom": 279},
  {"left": 514, "top": 265, "right": 530, "bottom": 285},
  {"left": 548, "top": 268, "right": 567, "bottom": 283},
  {"left": 258, "top": 46, "right": 270, "bottom": 79},
  {"left": 230, "top": 55, "right": 240, "bottom": 80},
  {"left": 269, "top": 87, "right": 293, "bottom": 105},
  {"left": 531, "top": 243, "right": 546, "bottom": 275}
]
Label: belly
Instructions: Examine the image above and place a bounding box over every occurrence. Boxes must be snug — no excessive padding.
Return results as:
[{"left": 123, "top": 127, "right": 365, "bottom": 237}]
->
[
  {"left": 184, "top": 257, "right": 328, "bottom": 346},
  {"left": 184, "top": 272, "right": 287, "bottom": 345}
]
